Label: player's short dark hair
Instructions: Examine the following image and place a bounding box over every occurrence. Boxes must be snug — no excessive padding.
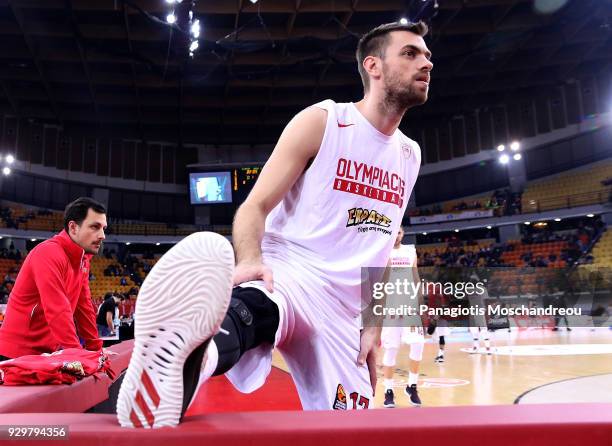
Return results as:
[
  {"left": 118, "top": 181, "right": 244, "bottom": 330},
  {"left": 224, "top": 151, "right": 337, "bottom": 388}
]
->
[
  {"left": 64, "top": 197, "right": 106, "bottom": 232},
  {"left": 356, "top": 21, "right": 429, "bottom": 92}
]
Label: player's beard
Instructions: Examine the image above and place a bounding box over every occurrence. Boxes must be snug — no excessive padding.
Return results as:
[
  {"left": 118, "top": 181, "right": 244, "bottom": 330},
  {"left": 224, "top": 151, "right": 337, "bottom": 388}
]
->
[
  {"left": 381, "top": 63, "right": 428, "bottom": 114},
  {"left": 84, "top": 240, "right": 103, "bottom": 255}
]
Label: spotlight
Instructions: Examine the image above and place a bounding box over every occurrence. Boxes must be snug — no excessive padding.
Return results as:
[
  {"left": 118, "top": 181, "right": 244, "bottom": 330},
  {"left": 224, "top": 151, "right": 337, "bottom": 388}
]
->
[
  {"left": 191, "top": 19, "right": 200, "bottom": 38},
  {"left": 166, "top": 13, "right": 176, "bottom": 24},
  {"left": 2, "top": 167, "right": 10, "bottom": 176},
  {"left": 499, "top": 154, "right": 510, "bottom": 164},
  {"left": 156, "top": 242, "right": 161, "bottom": 246},
  {"left": 524, "top": 221, "right": 531, "bottom": 225},
  {"left": 513, "top": 153, "right": 522, "bottom": 161},
  {"left": 165, "top": 0, "right": 176, "bottom": 4},
  {"left": 554, "top": 218, "right": 561, "bottom": 222},
  {"left": 400, "top": 18, "right": 409, "bottom": 25},
  {"left": 510, "top": 141, "right": 520, "bottom": 151},
  {"left": 189, "top": 41, "right": 199, "bottom": 52},
  {"left": 587, "top": 213, "right": 594, "bottom": 217},
  {"left": 126, "top": 242, "right": 131, "bottom": 245},
  {"left": 497, "top": 144, "right": 505, "bottom": 152},
  {"left": 422, "top": 232, "right": 427, "bottom": 235},
  {"left": 486, "top": 225, "right": 492, "bottom": 229},
  {"left": 454, "top": 229, "right": 459, "bottom": 233},
  {"left": 249, "top": 0, "right": 258, "bottom": 3},
  {"left": 30, "top": 238, "right": 36, "bottom": 242},
  {"left": 6, "top": 154, "right": 14, "bottom": 164}
]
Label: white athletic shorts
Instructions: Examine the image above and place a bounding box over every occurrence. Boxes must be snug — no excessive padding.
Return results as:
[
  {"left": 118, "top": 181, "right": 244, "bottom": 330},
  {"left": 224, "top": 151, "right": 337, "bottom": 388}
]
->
[
  {"left": 224, "top": 275, "right": 373, "bottom": 410},
  {"left": 469, "top": 326, "right": 488, "bottom": 336},
  {"left": 433, "top": 318, "right": 451, "bottom": 337},
  {"left": 381, "top": 326, "right": 425, "bottom": 348}
]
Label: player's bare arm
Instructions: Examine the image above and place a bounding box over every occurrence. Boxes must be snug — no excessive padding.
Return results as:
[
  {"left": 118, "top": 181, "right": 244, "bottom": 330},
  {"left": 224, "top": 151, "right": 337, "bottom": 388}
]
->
[
  {"left": 232, "top": 106, "right": 327, "bottom": 291},
  {"left": 358, "top": 257, "right": 392, "bottom": 395}
]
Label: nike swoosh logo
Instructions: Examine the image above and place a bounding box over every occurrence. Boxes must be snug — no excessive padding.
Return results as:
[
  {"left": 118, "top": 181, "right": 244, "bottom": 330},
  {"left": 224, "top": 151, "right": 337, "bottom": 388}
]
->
[{"left": 337, "top": 122, "right": 355, "bottom": 128}]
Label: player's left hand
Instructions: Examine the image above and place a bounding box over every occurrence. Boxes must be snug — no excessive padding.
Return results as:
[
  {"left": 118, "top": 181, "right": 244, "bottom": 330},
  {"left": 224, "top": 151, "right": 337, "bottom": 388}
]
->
[{"left": 358, "top": 326, "right": 381, "bottom": 396}]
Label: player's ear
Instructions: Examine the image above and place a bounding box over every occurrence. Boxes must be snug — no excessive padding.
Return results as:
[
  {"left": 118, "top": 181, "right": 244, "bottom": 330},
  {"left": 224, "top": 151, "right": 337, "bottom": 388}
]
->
[{"left": 363, "top": 55, "right": 382, "bottom": 82}]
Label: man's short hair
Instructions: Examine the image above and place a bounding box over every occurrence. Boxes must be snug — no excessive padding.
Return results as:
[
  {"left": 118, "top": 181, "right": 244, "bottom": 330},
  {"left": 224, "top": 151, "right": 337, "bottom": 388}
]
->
[
  {"left": 356, "top": 21, "right": 429, "bottom": 92},
  {"left": 64, "top": 197, "right": 106, "bottom": 232}
]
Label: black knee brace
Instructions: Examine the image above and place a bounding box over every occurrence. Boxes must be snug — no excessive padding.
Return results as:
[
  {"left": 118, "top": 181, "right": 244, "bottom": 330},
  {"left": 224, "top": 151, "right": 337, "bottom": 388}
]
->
[
  {"left": 213, "top": 287, "right": 279, "bottom": 376},
  {"left": 439, "top": 335, "right": 445, "bottom": 346}
]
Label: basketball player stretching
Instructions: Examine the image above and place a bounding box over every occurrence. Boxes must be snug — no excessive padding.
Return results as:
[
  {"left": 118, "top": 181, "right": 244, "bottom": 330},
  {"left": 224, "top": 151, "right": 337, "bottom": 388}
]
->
[{"left": 117, "top": 21, "right": 433, "bottom": 427}]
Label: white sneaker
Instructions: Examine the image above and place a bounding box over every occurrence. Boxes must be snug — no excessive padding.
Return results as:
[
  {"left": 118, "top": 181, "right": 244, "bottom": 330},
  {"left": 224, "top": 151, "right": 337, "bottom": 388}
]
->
[{"left": 116, "top": 232, "right": 234, "bottom": 428}]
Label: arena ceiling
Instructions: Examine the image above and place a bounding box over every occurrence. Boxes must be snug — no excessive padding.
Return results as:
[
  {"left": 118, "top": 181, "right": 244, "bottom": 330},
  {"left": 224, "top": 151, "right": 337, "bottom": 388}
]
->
[{"left": 0, "top": 0, "right": 611, "bottom": 148}]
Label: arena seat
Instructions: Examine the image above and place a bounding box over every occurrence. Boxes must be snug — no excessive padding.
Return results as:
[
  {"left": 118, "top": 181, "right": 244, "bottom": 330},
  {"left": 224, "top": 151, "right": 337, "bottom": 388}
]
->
[
  {"left": 1, "top": 404, "right": 611, "bottom": 445},
  {"left": 0, "top": 340, "right": 133, "bottom": 414},
  {"left": 499, "top": 240, "right": 568, "bottom": 267},
  {"left": 590, "top": 230, "right": 612, "bottom": 268}
]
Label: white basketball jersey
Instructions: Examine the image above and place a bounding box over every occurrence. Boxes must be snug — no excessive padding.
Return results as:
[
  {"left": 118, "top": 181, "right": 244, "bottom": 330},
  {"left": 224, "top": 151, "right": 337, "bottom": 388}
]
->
[
  {"left": 261, "top": 100, "right": 421, "bottom": 317},
  {"left": 390, "top": 244, "right": 417, "bottom": 267},
  {"left": 386, "top": 244, "right": 420, "bottom": 325}
]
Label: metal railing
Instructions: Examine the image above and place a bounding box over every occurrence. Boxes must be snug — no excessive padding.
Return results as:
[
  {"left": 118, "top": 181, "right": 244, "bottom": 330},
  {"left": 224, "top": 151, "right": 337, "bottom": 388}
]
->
[{"left": 523, "top": 188, "right": 611, "bottom": 214}]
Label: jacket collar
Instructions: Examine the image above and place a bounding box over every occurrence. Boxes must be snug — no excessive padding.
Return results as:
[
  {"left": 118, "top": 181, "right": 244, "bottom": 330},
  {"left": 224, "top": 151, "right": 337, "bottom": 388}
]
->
[{"left": 55, "top": 230, "right": 93, "bottom": 269}]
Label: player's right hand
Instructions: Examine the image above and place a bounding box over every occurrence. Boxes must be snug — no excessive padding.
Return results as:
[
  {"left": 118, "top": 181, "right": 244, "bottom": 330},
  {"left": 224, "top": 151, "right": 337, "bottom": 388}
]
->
[{"left": 233, "top": 260, "right": 274, "bottom": 293}]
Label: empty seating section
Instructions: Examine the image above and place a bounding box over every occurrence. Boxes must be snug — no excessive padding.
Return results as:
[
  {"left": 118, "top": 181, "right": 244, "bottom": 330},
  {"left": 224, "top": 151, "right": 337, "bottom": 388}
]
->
[
  {"left": 88, "top": 256, "right": 159, "bottom": 302},
  {"left": 0, "top": 202, "right": 227, "bottom": 236},
  {"left": 590, "top": 230, "right": 612, "bottom": 268},
  {"left": 0, "top": 205, "right": 63, "bottom": 232},
  {"left": 522, "top": 160, "right": 612, "bottom": 212}
]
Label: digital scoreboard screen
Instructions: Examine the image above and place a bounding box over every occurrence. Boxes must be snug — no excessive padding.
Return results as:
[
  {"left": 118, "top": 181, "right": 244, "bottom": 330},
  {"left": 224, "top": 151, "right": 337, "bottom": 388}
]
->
[
  {"left": 233, "top": 166, "right": 263, "bottom": 191},
  {"left": 189, "top": 172, "right": 232, "bottom": 204}
]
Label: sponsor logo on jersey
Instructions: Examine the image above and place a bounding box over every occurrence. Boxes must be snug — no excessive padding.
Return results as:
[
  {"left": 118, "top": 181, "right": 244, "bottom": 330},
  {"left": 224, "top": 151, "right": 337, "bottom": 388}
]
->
[
  {"left": 346, "top": 208, "right": 392, "bottom": 228},
  {"left": 334, "top": 158, "right": 405, "bottom": 207},
  {"left": 333, "top": 383, "right": 348, "bottom": 410},
  {"left": 337, "top": 121, "right": 355, "bottom": 128}
]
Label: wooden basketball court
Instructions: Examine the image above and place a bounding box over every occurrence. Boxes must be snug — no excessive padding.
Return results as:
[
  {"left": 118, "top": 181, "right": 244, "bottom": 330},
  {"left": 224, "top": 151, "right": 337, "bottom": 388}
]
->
[{"left": 269, "top": 328, "right": 612, "bottom": 409}]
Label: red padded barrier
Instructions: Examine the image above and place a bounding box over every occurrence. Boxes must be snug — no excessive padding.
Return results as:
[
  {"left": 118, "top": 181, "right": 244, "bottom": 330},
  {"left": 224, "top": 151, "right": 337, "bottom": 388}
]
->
[
  {"left": 1, "top": 404, "right": 611, "bottom": 446},
  {"left": 0, "top": 340, "right": 133, "bottom": 413},
  {"left": 185, "top": 368, "right": 302, "bottom": 414}
]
